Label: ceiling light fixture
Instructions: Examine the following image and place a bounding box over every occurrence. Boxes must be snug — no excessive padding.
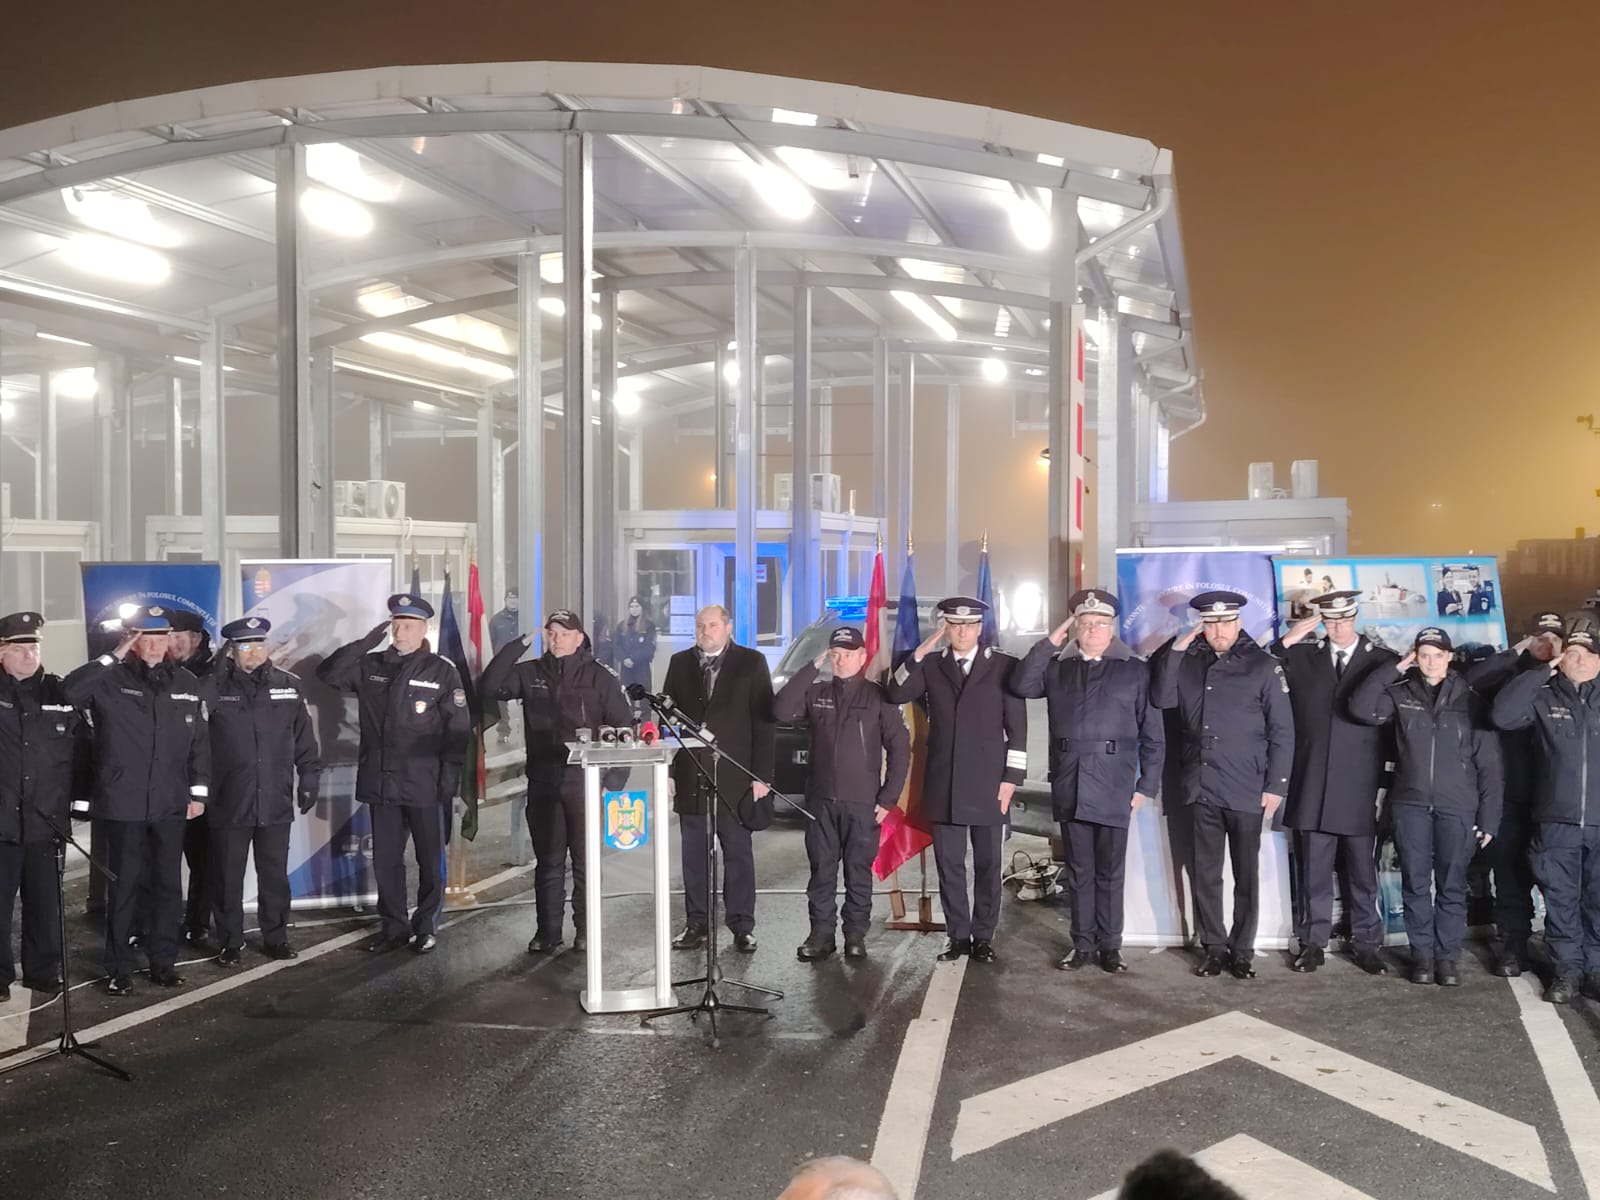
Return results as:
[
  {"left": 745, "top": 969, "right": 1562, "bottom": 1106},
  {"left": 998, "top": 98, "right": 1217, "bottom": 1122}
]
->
[
  {"left": 980, "top": 357, "right": 1008, "bottom": 383},
  {"left": 305, "top": 143, "right": 400, "bottom": 203},
  {"left": 1007, "top": 193, "right": 1051, "bottom": 251},
  {"left": 360, "top": 331, "right": 512, "bottom": 382},
  {"left": 54, "top": 367, "right": 98, "bottom": 399},
  {"left": 613, "top": 382, "right": 642, "bottom": 416},
  {"left": 36, "top": 332, "right": 92, "bottom": 347},
  {"left": 301, "top": 188, "right": 373, "bottom": 238},
  {"left": 0, "top": 399, "right": 13, "bottom": 420},
  {"left": 171, "top": 355, "right": 236, "bottom": 373},
  {"left": 772, "top": 109, "right": 819, "bottom": 126},
  {"left": 747, "top": 161, "right": 815, "bottom": 221},
  {"left": 897, "top": 258, "right": 963, "bottom": 316},
  {"left": 891, "top": 290, "right": 957, "bottom": 341},
  {"left": 57, "top": 234, "right": 172, "bottom": 286},
  {"left": 60, "top": 187, "right": 180, "bottom": 248}
]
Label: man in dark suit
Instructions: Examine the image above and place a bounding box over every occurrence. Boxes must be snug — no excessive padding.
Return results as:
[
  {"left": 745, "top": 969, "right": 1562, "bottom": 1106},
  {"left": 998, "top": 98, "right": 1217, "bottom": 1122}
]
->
[
  {"left": 661, "top": 604, "right": 775, "bottom": 953},
  {"left": 886, "top": 596, "right": 1027, "bottom": 964},
  {"left": 1271, "top": 590, "right": 1396, "bottom": 976}
]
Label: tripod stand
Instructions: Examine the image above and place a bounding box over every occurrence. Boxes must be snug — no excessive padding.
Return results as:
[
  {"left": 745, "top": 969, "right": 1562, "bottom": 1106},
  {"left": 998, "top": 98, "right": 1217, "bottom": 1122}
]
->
[
  {"left": 637, "top": 696, "right": 807, "bottom": 1047},
  {"left": 17, "top": 808, "right": 130, "bottom": 1080}
]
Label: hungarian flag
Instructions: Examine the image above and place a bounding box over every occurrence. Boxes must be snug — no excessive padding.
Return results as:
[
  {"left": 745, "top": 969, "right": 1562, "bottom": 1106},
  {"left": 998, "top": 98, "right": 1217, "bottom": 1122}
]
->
[
  {"left": 875, "top": 546, "right": 932, "bottom": 880},
  {"left": 437, "top": 573, "right": 485, "bottom": 842},
  {"left": 864, "top": 544, "right": 890, "bottom": 680}
]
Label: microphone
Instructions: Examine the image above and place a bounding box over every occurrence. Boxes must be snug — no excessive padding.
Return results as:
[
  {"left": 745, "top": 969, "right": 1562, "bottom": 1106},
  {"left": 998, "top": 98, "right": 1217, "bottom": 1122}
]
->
[
  {"left": 625, "top": 684, "right": 677, "bottom": 714},
  {"left": 638, "top": 721, "right": 659, "bottom": 745}
]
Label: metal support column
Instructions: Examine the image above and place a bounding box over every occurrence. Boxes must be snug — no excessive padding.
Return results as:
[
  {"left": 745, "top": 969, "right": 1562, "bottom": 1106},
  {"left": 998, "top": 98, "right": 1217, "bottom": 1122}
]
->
[
  {"left": 895, "top": 352, "right": 915, "bottom": 585},
  {"left": 1046, "top": 191, "right": 1084, "bottom": 624},
  {"left": 38, "top": 370, "right": 57, "bottom": 520},
  {"left": 597, "top": 290, "right": 618, "bottom": 630},
  {"left": 871, "top": 340, "right": 889, "bottom": 540},
  {"left": 816, "top": 384, "right": 833, "bottom": 483},
  {"left": 274, "top": 143, "right": 312, "bottom": 559},
  {"left": 732, "top": 241, "right": 758, "bottom": 646},
  {"left": 562, "top": 130, "right": 595, "bottom": 618},
  {"left": 368, "top": 402, "right": 385, "bottom": 481},
  {"left": 166, "top": 377, "right": 184, "bottom": 516},
  {"left": 714, "top": 342, "right": 730, "bottom": 509},
  {"left": 1094, "top": 314, "right": 1136, "bottom": 587},
  {"left": 476, "top": 395, "right": 500, "bottom": 622},
  {"left": 96, "top": 353, "right": 131, "bottom": 559},
  {"left": 518, "top": 252, "right": 545, "bottom": 643},
  {"left": 306, "top": 347, "right": 335, "bottom": 556},
  {"left": 200, "top": 323, "right": 226, "bottom": 563},
  {"left": 945, "top": 384, "right": 960, "bottom": 593},
  {"left": 788, "top": 287, "right": 814, "bottom": 629}
]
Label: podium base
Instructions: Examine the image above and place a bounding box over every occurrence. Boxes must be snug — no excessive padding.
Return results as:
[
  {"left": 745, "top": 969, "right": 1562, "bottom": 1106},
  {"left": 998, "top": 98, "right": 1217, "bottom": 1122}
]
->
[
  {"left": 885, "top": 895, "right": 945, "bottom": 932},
  {"left": 583, "top": 985, "right": 676, "bottom": 1014}
]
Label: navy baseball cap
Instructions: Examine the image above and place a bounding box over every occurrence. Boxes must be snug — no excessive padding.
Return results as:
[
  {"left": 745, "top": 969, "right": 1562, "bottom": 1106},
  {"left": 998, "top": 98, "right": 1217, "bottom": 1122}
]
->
[
  {"left": 828, "top": 626, "right": 865, "bottom": 651},
  {"left": 1414, "top": 627, "right": 1453, "bottom": 652},
  {"left": 545, "top": 609, "right": 583, "bottom": 632}
]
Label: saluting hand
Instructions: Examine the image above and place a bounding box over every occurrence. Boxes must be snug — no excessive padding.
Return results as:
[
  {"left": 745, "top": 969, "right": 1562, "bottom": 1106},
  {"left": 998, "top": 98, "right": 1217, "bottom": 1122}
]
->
[
  {"left": 1174, "top": 623, "right": 1202, "bottom": 651},
  {"left": 113, "top": 630, "right": 139, "bottom": 660},
  {"left": 1280, "top": 614, "right": 1322, "bottom": 648},
  {"left": 1396, "top": 651, "right": 1417, "bottom": 675},
  {"left": 1047, "top": 616, "right": 1075, "bottom": 648},
  {"left": 913, "top": 621, "right": 947, "bottom": 663}
]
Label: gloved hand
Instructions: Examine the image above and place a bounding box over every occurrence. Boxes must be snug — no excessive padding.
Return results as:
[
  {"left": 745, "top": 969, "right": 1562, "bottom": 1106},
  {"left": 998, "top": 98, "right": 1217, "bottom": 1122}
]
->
[
  {"left": 363, "top": 620, "right": 390, "bottom": 647},
  {"left": 297, "top": 789, "right": 317, "bottom": 815}
]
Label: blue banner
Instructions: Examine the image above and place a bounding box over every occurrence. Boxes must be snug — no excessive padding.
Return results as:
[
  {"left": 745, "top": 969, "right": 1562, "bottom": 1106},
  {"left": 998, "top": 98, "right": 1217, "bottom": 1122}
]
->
[
  {"left": 1272, "top": 555, "right": 1508, "bottom": 657},
  {"left": 1115, "top": 549, "right": 1280, "bottom": 655},
  {"left": 80, "top": 562, "right": 220, "bottom": 656},
  {"left": 241, "top": 559, "right": 395, "bottom": 907}
]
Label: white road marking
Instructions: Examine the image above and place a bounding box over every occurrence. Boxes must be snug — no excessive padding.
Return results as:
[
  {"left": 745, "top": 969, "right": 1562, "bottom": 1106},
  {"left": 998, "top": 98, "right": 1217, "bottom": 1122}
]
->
[
  {"left": 1511, "top": 974, "right": 1600, "bottom": 1198},
  {"left": 1086, "top": 1135, "right": 1377, "bottom": 1200},
  {"left": 0, "top": 928, "right": 369, "bottom": 1075},
  {"left": 951, "top": 1009, "right": 1552, "bottom": 1191},
  {"left": 0, "top": 985, "right": 38, "bottom": 1051},
  {"left": 869, "top": 956, "right": 968, "bottom": 1200}
]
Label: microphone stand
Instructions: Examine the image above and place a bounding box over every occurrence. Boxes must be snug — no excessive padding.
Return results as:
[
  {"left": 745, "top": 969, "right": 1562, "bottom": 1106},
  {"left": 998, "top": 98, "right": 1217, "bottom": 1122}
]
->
[
  {"left": 14, "top": 804, "right": 131, "bottom": 1081},
  {"left": 635, "top": 693, "right": 795, "bottom": 1048}
]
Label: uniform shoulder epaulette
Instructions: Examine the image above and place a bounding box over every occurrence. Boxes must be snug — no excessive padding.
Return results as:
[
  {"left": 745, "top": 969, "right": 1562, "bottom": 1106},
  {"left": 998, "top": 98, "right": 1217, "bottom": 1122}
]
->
[{"left": 599, "top": 661, "right": 620, "bottom": 679}]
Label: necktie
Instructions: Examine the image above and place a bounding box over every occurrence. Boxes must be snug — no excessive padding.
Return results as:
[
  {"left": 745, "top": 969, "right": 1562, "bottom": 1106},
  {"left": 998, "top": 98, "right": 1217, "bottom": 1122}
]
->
[
  {"left": 960, "top": 656, "right": 972, "bottom": 677},
  {"left": 701, "top": 654, "right": 718, "bottom": 699},
  {"left": 1334, "top": 650, "right": 1347, "bottom": 680}
]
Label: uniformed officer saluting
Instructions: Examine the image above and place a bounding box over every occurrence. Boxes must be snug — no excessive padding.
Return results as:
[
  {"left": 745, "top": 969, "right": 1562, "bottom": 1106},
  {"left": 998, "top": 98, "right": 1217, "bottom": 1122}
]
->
[
  {"left": 1151, "top": 591, "right": 1293, "bottom": 980},
  {"left": 1464, "top": 610, "right": 1562, "bottom": 978},
  {"left": 1350, "top": 627, "right": 1502, "bottom": 987},
  {"left": 317, "top": 594, "right": 470, "bottom": 955},
  {"left": 1490, "top": 611, "right": 1600, "bottom": 1004},
  {"left": 165, "top": 608, "right": 216, "bottom": 949},
  {"left": 1012, "top": 588, "right": 1163, "bottom": 974},
  {"left": 62, "top": 606, "right": 211, "bottom": 995},
  {"left": 479, "top": 608, "right": 632, "bottom": 954},
  {"left": 887, "top": 597, "right": 1027, "bottom": 964},
  {"left": 201, "top": 617, "right": 322, "bottom": 966},
  {"left": 1271, "top": 590, "right": 1397, "bottom": 976},
  {"left": 776, "top": 625, "right": 911, "bottom": 962},
  {"left": 0, "top": 612, "right": 87, "bottom": 1000}
]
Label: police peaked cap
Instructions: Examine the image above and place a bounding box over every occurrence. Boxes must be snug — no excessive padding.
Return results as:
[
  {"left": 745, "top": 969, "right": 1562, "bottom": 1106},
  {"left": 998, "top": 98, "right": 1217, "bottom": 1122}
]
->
[
  {"left": 936, "top": 596, "right": 989, "bottom": 624},
  {"left": 1068, "top": 588, "right": 1120, "bottom": 619},
  {"left": 0, "top": 611, "right": 43, "bottom": 643},
  {"left": 221, "top": 616, "right": 271, "bottom": 643},
  {"left": 1189, "top": 591, "right": 1247, "bottom": 622},
  {"left": 164, "top": 608, "right": 206, "bottom": 634},
  {"left": 387, "top": 593, "right": 434, "bottom": 621},
  {"left": 126, "top": 606, "right": 173, "bottom": 633},
  {"left": 1310, "top": 590, "right": 1362, "bottom": 619}
]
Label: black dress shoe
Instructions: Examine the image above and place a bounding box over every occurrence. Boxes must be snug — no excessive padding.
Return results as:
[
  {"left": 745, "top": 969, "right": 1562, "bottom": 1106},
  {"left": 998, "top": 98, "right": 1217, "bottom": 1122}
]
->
[
  {"left": 149, "top": 966, "right": 185, "bottom": 988},
  {"left": 1099, "top": 949, "right": 1129, "bottom": 974},
  {"left": 1410, "top": 961, "right": 1435, "bottom": 985},
  {"left": 733, "top": 932, "right": 758, "bottom": 953},
  {"left": 572, "top": 931, "right": 588, "bottom": 952},
  {"left": 0, "top": 983, "right": 8, "bottom": 1003},
  {"left": 104, "top": 973, "right": 135, "bottom": 996},
  {"left": 215, "top": 947, "right": 243, "bottom": 968},
  {"left": 843, "top": 934, "right": 867, "bottom": 960},
  {"left": 1435, "top": 960, "right": 1461, "bottom": 987},
  {"left": 264, "top": 943, "right": 298, "bottom": 961},
  {"left": 21, "top": 974, "right": 63, "bottom": 994},
  {"left": 938, "top": 937, "right": 972, "bottom": 961},
  {"left": 1352, "top": 946, "right": 1390, "bottom": 976},
  {"left": 1492, "top": 953, "right": 1523, "bottom": 978},
  {"left": 1583, "top": 974, "right": 1600, "bottom": 1002},
  {"left": 527, "top": 933, "right": 562, "bottom": 954},
  {"left": 671, "top": 925, "right": 708, "bottom": 950},
  {"left": 797, "top": 933, "right": 837, "bottom": 962},
  {"left": 1194, "top": 953, "right": 1226, "bottom": 977},
  {"left": 970, "top": 939, "right": 997, "bottom": 963},
  {"left": 1290, "top": 947, "right": 1325, "bottom": 973},
  {"left": 363, "top": 933, "right": 408, "bottom": 954},
  {"left": 1058, "top": 948, "right": 1095, "bottom": 971},
  {"left": 1547, "top": 976, "right": 1577, "bottom": 1005},
  {"left": 411, "top": 933, "right": 437, "bottom": 954},
  {"left": 1229, "top": 956, "right": 1257, "bottom": 980}
]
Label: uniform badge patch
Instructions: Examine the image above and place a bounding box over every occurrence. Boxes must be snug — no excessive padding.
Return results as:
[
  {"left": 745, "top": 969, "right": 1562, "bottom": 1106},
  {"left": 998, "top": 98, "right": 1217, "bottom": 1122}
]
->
[
  {"left": 452, "top": 688, "right": 467, "bottom": 708},
  {"left": 414, "top": 699, "right": 428, "bottom": 715},
  {"left": 1275, "top": 665, "right": 1289, "bottom": 693}
]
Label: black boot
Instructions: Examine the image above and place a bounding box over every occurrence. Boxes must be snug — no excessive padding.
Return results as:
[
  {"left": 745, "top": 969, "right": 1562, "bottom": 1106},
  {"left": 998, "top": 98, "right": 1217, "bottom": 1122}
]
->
[{"left": 797, "top": 932, "right": 837, "bottom": 962}]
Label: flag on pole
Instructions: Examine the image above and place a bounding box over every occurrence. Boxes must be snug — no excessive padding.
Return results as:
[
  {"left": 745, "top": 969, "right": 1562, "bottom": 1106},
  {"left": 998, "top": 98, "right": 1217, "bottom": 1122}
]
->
[
  {"left": 437, "top": 572, "right": 484, "bottom": 842},
  {"left": 864, "top": 536, "right": 889, "bottom": 680},
  {"left": 892, "top": 538, "right": 921, "bottom": 670},
  {"left": 976, "top": 534, "right": 999, "bottom": 648},
  {"left": 464, "top": 563, "right": 491, "bottom": 840}
]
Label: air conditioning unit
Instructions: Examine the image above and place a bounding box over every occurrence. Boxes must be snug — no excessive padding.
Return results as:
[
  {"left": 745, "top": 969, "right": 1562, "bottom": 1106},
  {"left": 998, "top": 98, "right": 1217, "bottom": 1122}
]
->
[
  {"left": 365, "top": 479, "right": 406, "bottom": 520},
  {"left": 1247, "top": 462, "right": 1276, "bottom": 500},
  {"left": 773, "top": 473, "right": 842, "bottom": 513},
  {"left": 333, "top": 480, "right": 366, "bottom": 518}
]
